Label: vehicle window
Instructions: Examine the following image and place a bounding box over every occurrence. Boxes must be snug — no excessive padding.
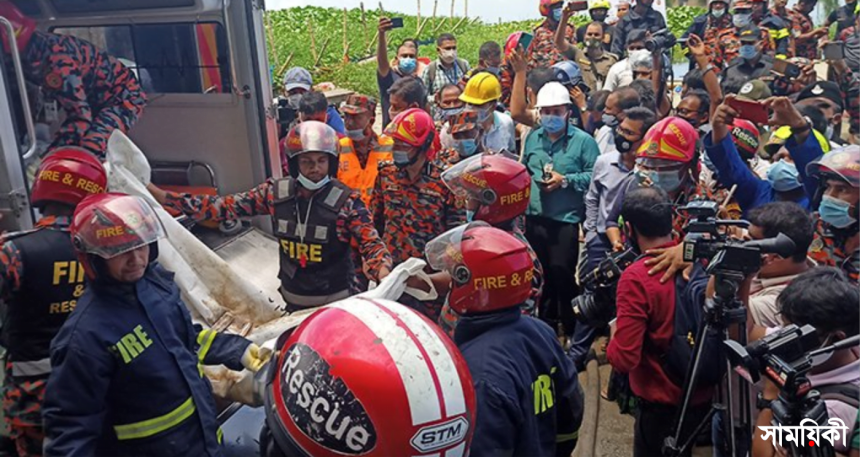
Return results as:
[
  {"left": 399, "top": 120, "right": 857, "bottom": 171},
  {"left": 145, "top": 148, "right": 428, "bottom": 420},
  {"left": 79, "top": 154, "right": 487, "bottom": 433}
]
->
[
  {"left": 49, "top": 0, "right": 195, "bottom": 15},
  {"left": 54, "top": 23, "right": 232, "bottom": 95}
]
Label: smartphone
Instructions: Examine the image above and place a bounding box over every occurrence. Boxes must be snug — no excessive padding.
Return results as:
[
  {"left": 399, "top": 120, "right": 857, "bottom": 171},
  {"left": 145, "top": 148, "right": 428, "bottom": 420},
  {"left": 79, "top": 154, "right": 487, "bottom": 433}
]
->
[
  {"left": 772, "top": 58, "right": 801, "bottom": 79},
  {"left": 568, "top": 1, "right": 589, "bottom": 11},
  {"left": 390, "top": 17, "right": 404, "bottom": 28},
  {"left": 728, "top": 98, "right": 769, "bottom": 125},
  {"left": 517, "top": 33, "right": 534, "bottom": 52},
  {"left": 824, "top": 41, "right": 845, "bottom": 60}
]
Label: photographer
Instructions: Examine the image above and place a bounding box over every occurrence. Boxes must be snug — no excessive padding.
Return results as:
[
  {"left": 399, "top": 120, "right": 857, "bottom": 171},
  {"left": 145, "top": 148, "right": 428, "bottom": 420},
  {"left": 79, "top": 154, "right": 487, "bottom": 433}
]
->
[
  {"left": 606, "top": 187, "right": 714, "bottom": 457},
  {"left": 611, "top": 0, "right": 669, "bottom": 57},
  {"left": 704, "top": 95, "right": 812, "bottom": 215},
  {"left": 749, "top": 267, "right": 860, "bottom": 457},
  {"left": 744, "top": 202, "right": 814, "bottom": 328}
]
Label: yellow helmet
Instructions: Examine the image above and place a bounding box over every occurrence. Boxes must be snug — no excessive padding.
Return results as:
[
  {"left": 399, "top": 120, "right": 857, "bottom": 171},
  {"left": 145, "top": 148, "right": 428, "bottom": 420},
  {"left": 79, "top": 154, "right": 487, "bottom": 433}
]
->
[
  {"left": 459, "top": 73, "right": 502, "bottom": 105},
  {"left": 590, "top": 0, "right": 611, "bottom": 10}
]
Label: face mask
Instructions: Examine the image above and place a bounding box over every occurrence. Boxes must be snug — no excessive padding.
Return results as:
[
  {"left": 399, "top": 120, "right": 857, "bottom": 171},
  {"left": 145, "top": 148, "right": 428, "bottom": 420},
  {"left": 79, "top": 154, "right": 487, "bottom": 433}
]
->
[
  {"left": 347, "top": 129, "right": 366, "bottom": 141},
  {"left": 733, "top": 13, "right": 752, "bottom": 27},
  {"left": 614, "top": 131, "right": 637, "bottom": 154},
  {"left": 440, "top": 49, "right": 457, "bottom": 64},
  {"left": 739, "top": 44, "right": 758, "bottom": 60},
  {"left": 766, "top": 160, "right": 801, "bottom": 192},
  {"left": 398, "top": 57, "right": 417, "bottom": 74},
  {"left": 810, "top": 334, "right": 835, "bottom": 367},
  {"left": 393, "top": 150, "right": 417, "bottom": 168},
  {"left": 585, "top": 38, "right": 603, "bottom": 49},
  {"left": 542, "top": 114, "right": 567, "bottom": 133},
  {"left": 435, "top": 106, "right": 464, "bottom": 122},
  {"left": 465, "top": 210, "right": 475, "bottom": 222},
  {"left": 297, "top": 174, "right": 331, "bottom": 191},
  {"left": 474, "top": 105, "right": 494, "bottom": 124},
  {"left": 552, "top": 7, "right": 563, "bottom": 21},
  {"left": 602, "top": 114, "right": 619, "bottom": 128},
  {"left": 637, "top": 168, "right": 684, "bottom": 192},
  {"left": 819, "top": 195, "right": 858, "bottom": 229},
  {"left": 711, "top": 7, "right": 726, "bottom": 18},
  {"left": 486, "top": 66, "right": 501, "bottom": 76},
  {"left": 455, "top": 138, "right": 479, "bottom": 157},
  {"left": 825, "top": 124, "right": 835, "bottom": 140}
]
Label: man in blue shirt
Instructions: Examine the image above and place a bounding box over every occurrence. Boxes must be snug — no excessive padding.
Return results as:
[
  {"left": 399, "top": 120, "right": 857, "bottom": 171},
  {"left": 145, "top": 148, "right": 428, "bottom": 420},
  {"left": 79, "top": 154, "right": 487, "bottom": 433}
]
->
[
  {"left": 522, "top": 82, "right": 599, "bottom": 337},
  {"left": 704, "top": 94, "right": 811, "bottom": 216}
]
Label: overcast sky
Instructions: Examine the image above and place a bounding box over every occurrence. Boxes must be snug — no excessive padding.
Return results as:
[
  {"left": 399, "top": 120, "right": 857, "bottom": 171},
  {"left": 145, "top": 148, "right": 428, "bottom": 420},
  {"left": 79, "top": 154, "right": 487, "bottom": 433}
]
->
[{"left": 266, "top": 0, "right": 542, "bottom": 22}]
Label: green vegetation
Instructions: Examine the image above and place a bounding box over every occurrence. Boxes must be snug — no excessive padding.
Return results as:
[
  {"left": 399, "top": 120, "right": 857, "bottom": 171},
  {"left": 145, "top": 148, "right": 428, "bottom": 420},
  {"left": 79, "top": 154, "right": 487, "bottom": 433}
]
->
[{"left": 265, "top": 5, "right": 706, "bottom": 96}]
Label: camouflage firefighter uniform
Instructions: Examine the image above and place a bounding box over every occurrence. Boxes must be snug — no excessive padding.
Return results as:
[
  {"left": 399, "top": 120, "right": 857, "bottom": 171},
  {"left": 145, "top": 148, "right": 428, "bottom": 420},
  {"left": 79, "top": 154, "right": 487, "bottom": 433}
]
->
[
  {"left": 437, "top": 223, "right": 543, "bottom": 336},
  {"left": 499, "top": 21, "right": 575, "bottom": 106},
  {"left": 22, "top": 31, "right": 147, "bottom": 160},
  {"left": 759, "top": 9, "right": 793, "bottom": 58},
  {"left": 788, "top": 7, "right": 817, "bottom": 60},
  {"left": 0, "top": 216, "right": 79, "bottom": 457},
  {"left": 835, "top": 66, "right": 860, "bottom": 136},
  {"left": 719, "top": 26, "right": 775, "bottom": 65},
  {"left": 161, "top": 179, "right": 392, "bottom": 304},
  {"left": 809, "top": 218, "right": 860, "bottom": 282},
  {"left": 682, "top": 13, "right": 736, "bottom": 70},
  {"left": 370, "top": 159, "right": 466, "bottom": 320}
]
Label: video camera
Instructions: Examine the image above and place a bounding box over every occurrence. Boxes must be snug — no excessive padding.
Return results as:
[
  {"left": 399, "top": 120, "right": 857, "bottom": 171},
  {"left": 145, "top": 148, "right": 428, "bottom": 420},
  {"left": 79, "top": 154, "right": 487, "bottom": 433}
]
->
[
  {"left": 645, "top": 28, "right": 677, "bottom": 53},
  {"left": 276, "top": 94, "right": 301, "bottom": 138},
  {"left": 571, "top": 248, "right": 638, "bottom": 327},
  {"left": 725, "top": 325, "right": 821, "bottom": 385}
]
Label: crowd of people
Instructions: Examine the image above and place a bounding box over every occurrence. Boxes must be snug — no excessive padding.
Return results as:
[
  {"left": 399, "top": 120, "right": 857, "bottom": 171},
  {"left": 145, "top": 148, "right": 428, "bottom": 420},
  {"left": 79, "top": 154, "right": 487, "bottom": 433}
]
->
[{"left": 0, "top": 0, "right": 859, "bottom": 455}]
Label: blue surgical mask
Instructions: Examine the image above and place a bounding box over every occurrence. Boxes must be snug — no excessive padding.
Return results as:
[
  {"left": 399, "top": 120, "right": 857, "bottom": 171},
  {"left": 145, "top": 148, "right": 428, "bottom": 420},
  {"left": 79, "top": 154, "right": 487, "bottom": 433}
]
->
[
  {"left": 475, "top": 105, "right": 494, "bottom": 124},
  {"left": 465, "top": 210, "right": 475, "bottom": 222},
  {"left": 739, "top": 44, "right": 758, "bottom": 60},
  {"left": 766, "top": 160, "right": 801, "bottom": 192},
  {"left": 637, "top": 168, "right": 684, "bottom": 192},
  {"left": 542, "top": 114, "right": 567, "bottom": 133},
  {"left": 297, "top": 174, "right": 331, "bottom": 191},
  {"left": 455, "top": 138, "right": 479, "bottom": 157},
  {"left": 398, "top": 57, "right": 417, "bottom": 74},
  {"left": 711, "top": 7, "right": 726, "bottom": 18},
  {"left": 819, "top": 195, "right": 858, "bottom": 228},
  {"left": 602, "top": 114, "right": 619, "bottom": 128},
  {"left": 486, "top": 66, "right": 501, "bottom": 76},
  {"left": 347, "top": 129, "right": 366, "bottom": 141},
  {"left": 552, "top": 7, "right": 563, "bottom": 21},
  {"left": 733, "top": 13, "right": 752, "bottom": 27},
  {"left": 393, "top": 150, "right": 415, "bottom": 168}
]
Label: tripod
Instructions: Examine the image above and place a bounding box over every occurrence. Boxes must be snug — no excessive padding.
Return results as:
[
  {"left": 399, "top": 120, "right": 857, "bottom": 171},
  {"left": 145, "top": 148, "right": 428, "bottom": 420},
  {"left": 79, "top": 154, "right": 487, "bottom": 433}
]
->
[
  {"left": 770, "top": 375, "right": 835, "bottom": 457},
  {"left": 663, "top": 269, "right": 752, "bottom": 457}
]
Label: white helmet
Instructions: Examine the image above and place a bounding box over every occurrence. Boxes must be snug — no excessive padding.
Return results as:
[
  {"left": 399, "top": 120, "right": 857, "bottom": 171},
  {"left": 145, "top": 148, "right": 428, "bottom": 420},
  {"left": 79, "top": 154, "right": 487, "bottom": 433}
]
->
[{"left": 534, "top": 82, "right": 571, "bottom": 108}]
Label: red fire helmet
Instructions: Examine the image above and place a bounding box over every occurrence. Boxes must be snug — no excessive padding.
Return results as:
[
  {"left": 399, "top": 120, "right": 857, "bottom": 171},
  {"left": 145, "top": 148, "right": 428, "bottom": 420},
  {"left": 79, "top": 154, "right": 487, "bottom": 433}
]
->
[
  {"left": 729, "top": 118, "right": 761, "bottom": 161},
  {"left": 384, "top": 108, "right": 435, "bottom": 148},
  {"left": 441, "top": 154, "right": 531, "bottom": 225},
  {"left": 265, "top": 297, "right": 476, "bottom": 457},
  {"left": 71, "top": 193, "right": 165, "bottom": 279},
  {"left": 0, "top": 1, "right": 36, "bottom": 53},
  {"left": 539, "top": 0, "right": 564, "bottom": 17},
  {"left": 636, "top": 116, "right": 699, "bottom": 167},
  {"left": 504, "top": 32, "right": 524, "bottom": 56},
  {"left": 426, "top": 222, "right": 533, "bottom": 314},
  {"left": 31, "top": 147, "right": 107, "bottom": 208},
  {"left": 807, "top": 145, "right": 860, "bottom": 188}
]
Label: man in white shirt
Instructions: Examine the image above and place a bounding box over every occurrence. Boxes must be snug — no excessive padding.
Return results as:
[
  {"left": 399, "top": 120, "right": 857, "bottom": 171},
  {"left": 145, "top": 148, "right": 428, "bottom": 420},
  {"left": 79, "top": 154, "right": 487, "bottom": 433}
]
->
[{"left": 603, "top": 30, "right": 650, "bottom": 91}]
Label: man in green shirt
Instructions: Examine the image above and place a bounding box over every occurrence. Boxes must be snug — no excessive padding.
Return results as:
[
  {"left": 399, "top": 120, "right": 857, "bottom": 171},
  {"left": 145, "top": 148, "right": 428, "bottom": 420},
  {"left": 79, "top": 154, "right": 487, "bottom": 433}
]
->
[{"left": 522, "top": 81, "right": 599, "bottom": 339}]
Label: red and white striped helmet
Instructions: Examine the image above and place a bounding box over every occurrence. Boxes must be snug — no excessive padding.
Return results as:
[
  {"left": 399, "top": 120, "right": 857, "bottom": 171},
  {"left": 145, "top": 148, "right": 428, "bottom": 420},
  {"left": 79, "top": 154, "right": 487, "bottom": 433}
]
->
[{"left": 265, "top": 297, "right": 476, "bottom": 457}]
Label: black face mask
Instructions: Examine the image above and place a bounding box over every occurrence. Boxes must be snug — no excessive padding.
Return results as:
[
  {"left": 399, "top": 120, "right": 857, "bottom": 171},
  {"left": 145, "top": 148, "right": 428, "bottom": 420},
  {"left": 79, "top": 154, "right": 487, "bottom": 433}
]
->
[
  {"left": 614, "top": 129, "right": 638, "bottom": 154},
  {"left": 591, "top": 11, "right": 608, "bottom": 22}
]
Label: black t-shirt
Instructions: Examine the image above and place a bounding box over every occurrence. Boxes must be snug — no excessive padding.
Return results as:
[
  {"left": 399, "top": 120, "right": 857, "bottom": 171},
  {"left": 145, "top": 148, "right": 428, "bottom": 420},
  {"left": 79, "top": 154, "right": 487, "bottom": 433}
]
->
[
  {"left": 377, "top": 69, "right": 402, "bottom": 128},
  {"left": 828, "top": 2, "right": 858, "bottom": 34}
]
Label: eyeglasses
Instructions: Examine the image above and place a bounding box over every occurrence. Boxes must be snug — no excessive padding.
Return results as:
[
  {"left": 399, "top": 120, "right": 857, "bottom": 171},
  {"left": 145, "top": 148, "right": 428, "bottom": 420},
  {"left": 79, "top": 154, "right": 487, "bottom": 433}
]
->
[
  {"left": 616, "top": 125, "right": 640, "bottom": 138},
  {"left": 633, "top": 70, "right": 651, "bottom": 78}
]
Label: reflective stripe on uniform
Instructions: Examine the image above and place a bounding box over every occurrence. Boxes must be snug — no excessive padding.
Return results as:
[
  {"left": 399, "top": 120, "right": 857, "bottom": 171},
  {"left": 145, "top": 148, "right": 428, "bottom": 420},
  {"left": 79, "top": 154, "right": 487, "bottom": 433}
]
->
[
  {"left": 217, "top": 427, "right": 223, "bottom": 444},
  {"left": 113, "top": 397, "right": 196, "bottom": 440},
  {"left": 11, "top": 358, "right": 52, "bottom": 377},
  {"left": 556, "top": 430, "right": 579, "bottom": 442},
  {"left": 197, "top": 329, "right": 216, "bottom": 376}
]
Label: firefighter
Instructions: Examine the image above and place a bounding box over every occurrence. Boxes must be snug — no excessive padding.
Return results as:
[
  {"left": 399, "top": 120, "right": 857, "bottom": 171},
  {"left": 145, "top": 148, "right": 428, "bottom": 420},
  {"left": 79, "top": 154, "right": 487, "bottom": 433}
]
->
[
  {"left": 434, "top": 154, "right": 544, "bottom": 335},
  {"left": 337, "top": 94, "right": 393, "bottom": 208},
  {"left": 259, "top": 297, "right": 477, "bottom": 457},
  {"left": 371, "top": 109, "right": 465, "bottom": 320},
  {"left": 751, "top": 0, "right": 792, "bottom": 58},
  {"left": 148, "top": 121, "right": 392, "bottom": 310},
  {"left": 0, "top": 2, "right": 146, "bottom": 160},
  {"left": 682, "top": 0, "right": 734, "bottom": 70},
  {"left": 43, "top": 193, "right": 267, "bottom": 456},
  {"left": 438, "top": 110, "right": 484, "bottom": 165},
  {"left": 425, "top": 224, "right": 584, "bottom": 456},
  {"left": 806, "top": 146, "right": 860, "bottom": 282},
  {"left": 0, "top": 147, "right": 106, "bottom": 457}
]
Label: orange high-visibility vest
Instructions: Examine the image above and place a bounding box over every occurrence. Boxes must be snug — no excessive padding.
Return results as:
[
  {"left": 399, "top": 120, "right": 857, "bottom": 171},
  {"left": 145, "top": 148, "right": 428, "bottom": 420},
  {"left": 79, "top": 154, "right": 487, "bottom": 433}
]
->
[{"left": 337, "top": 134, "right": 393, "bottom": 208}]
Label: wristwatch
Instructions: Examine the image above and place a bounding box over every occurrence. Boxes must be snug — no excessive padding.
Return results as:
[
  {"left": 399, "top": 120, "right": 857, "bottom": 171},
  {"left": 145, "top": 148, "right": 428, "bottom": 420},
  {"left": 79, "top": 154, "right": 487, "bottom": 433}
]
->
[
  {"left": 756, "top": 392, "right": 774, "bottom": 411},
  {"left": 791, "top": 117, "right": 812, "bottom": 136},
  {"left": 561, "top": 176, "right": 569, "bottom": 189}
]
